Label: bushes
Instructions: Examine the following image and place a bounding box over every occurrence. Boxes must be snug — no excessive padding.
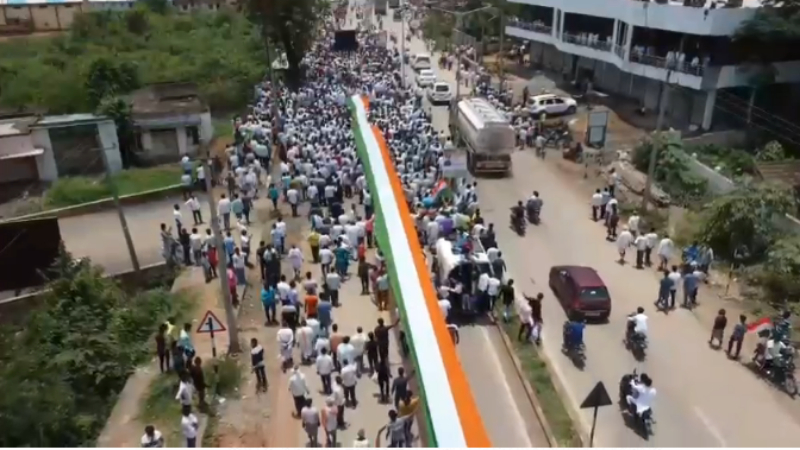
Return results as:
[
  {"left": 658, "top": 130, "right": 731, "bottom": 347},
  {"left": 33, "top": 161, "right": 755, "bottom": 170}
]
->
[
  {"left": 0, "top": 6, "right": 266, "bottom": 114},
  {"left": 0, "top": 251, "right": 191, "bottom": 447},
  {"left": 632, "top": 133, "right": 709, "bottom": 205},
  {"left": 43, "top": 165, "right": 185, "bottom": 209},
  {"left": 688, "top": 143, "right": 756, "bottom": 179}
]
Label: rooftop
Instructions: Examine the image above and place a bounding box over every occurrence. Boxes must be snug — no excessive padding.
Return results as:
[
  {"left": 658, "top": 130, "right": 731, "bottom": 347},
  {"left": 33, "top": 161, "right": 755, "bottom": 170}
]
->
[
  {"left": 0, "top": 115, "right": 38, "bottom": 137},
  {"left": 128, "top": 82, "right": 209, "bottom": 119}
]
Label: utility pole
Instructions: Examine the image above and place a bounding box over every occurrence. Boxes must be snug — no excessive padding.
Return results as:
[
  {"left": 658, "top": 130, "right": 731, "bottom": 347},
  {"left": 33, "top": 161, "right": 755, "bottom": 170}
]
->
[
  {"left": 641, "top": 70, "right": 672, "bottom": 211},
  {"left": 400, "top": 0, "right": 406, "bottom": 89},
  {"left": 262, "top": 27, "right": 282, "bottom": 159},
  {"left": 99, "top": 145, "right": 140, "bottom": 276},
  {"left": 498, "top": 6, "right": 506, "bottom": 90},
  {"left": 202, "top": 154, "right": 241, "bottom": 354}
]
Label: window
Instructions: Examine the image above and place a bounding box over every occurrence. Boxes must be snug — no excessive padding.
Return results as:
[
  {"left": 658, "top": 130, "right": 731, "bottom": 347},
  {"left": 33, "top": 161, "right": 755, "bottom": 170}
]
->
[
  {"left": 554, "top": 98, "right": 565, "bottom": 104},
  {"left": 579, "top": 287, "right": 609, "bottom": 302}
]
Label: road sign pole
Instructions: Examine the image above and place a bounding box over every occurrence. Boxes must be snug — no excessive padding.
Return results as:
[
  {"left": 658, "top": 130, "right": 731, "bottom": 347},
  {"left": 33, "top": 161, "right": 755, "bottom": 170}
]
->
[
  {"left": 589, "top": 405, "right": 598, "bottom": 447},
  {"left": 208, "top": 317, "right": 217, "bottom": 358}
]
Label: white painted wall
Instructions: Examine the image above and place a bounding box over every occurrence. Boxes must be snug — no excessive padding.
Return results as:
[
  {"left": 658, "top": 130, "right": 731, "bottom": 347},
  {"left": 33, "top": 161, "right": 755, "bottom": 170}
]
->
[
  {"left": 199, "top": 111, "right": 214, "bottom": 144},
  {"left": 30, "top": 128, "right": 57, "bottom": 182},
  {"left": 176, "top": 125, "right": 188, "bottom": 156},
  {"left": 508, "top": 0, "right": 756, "bottom": 36}
]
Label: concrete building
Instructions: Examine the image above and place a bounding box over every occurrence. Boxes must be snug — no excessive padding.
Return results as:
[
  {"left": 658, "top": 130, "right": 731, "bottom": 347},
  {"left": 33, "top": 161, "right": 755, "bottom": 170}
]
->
[
  {"left": 128, "top": 82, "right": 213, "bottom": 163},
  {"left": 0, "top": 113, "right": 121, "bottom": 185},
  {"left": 506, "top": 0, "right": 800, "bottom": 130},
  {"left": 0, "top": 0, "right": 137, "bottom": 33}
]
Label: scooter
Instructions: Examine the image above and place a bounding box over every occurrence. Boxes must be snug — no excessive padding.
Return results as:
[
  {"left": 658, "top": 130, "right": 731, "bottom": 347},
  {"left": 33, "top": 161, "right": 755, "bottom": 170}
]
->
[{"left": 509, "top": 211, "right": 526, "bottom": 236}]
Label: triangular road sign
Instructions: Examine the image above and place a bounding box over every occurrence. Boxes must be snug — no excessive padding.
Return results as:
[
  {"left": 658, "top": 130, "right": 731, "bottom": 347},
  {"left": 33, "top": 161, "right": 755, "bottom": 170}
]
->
[
  {"left": 580, "top": 381, "right": 613, "bottom": 409},
  {"left": 196, "top": 310, "right": 226, "bottom": 333}
]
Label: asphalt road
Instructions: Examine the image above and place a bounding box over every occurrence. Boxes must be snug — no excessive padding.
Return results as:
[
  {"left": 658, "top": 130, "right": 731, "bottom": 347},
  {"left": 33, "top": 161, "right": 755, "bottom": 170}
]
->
[
  {"left": 381, "top": 11, "right": 800, "bottom": 447},
  {"left": 382, "top": 10, "right": 549, "bottom": 448}
]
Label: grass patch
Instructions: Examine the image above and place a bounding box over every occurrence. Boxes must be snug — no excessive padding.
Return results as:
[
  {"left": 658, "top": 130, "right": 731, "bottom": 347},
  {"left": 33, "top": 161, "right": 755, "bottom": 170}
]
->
[
  {"left": 499, "top": 317, "right": 582, "bottom": 447},
  {"left": 213, "top": 117, "right": 235, "bottom": 141},
  {"left": 139, "top": 356, "right": 242, "bottom": 447},
  {"left": 44, "top": 164, "right": 185, "bottom": 209}
]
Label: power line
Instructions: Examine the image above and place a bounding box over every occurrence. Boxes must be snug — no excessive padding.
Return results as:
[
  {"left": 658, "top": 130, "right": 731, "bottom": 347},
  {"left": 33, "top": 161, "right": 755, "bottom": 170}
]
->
[
  {"left": 711, "top": 92, "right": 800, "bottom": 141},
  {"left": 714, "top": 89, "right": 800, "bottom": 137}
]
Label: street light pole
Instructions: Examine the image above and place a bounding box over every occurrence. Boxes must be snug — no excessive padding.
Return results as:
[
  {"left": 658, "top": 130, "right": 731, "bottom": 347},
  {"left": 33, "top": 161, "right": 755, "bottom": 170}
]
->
[
  {"left": 641, "top": 70, "right": 672, "bottom": 211},
  {"left": 499, "top": 6, "right": 506, "bottom": 89},
  {"left": 202, "top": 154, "right": 241, "bottom": 354},
  {"left": 99, "top": 145, "right": 140, "bottom": 277},
  {"left": 400, "top": 0, "right": 406, "bottom": 89}
]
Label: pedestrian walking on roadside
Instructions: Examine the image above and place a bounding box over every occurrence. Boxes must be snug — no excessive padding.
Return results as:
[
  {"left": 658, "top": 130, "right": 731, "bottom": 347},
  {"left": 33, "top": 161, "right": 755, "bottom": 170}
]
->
[
  {"left": 316, "top": 347, "right": 334, "bottom": 395},
  {"left": 332, "top": 376, "right": 347, "bottom": 429},
  {"left": 358, "top": 256, "right": 370, "bottom": 295},
  {"left": 727, "top": 314, "right": 747, "bottom": 359},
  {"left": 709, "top": 309, "right": 727, "bottom": 349},
  {"left": 376, "top": 357, "right": 391, "bottom": 404},
  {"left": 340, "top": 359, "right": 358, "bottom": 407},
  {"left": 217, "top": 194, "right": 232, "bottom": 231},
  {"left": 155, "top": 323, "right": 170, "bottom": 373},
  {"left": 185, "top": 194, "right": 203, "bottom": 225},
  {"left": 250, "top": 338, "right": 268, "bottom": 392},
  {"left": 141, "top": 425, "right": 165, "bottom": 448},
  {"left": 189, "top": 356, "right": 207, "bottom": 409},
  {"left": 301, "top": 398, "right": 321, "bottom": 447},
  {"left": 322, "top": 397, "right": 339, "bottom": 448},
  {"left": 289, "top": 366, "right": 310, "bottom": 417},
  {"left": 180, "top": 405, "right": 199, "bottom": 448}
]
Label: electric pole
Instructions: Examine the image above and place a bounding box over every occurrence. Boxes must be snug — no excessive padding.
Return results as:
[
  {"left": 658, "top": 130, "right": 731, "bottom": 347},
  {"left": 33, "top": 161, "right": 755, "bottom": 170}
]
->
[
  {"left": 641, "top": 70, "right": 672, "bottom": 211},
  {"left": 99, "top": 145, "right": 140, "bottom": 276},
  {"left": 498, "top": 6, "right": 506, "bottom": 90},
  {"left": 202, "top": 154, "right": 241, "bottom": 354}
]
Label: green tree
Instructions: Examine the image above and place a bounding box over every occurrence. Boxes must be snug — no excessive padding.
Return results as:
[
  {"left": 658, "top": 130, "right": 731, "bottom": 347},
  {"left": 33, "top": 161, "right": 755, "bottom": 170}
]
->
[
  {"left": 85, "top": 57, "right": 141, "bottom": 108},
  {"left": 756, "top": 140, "right": 788, "bottom": 162},
  {"left": 695, "top": 181, "right": 795, "bottom": 262},
  {"left": 632, "top": 133, "right": 708, "bottom": 205},
  {"left": 141, "top": 0, "right": 170, "bottom": 14},
  {"left": 0, "top": 249, "right": 182, "bottom": 446},
  {"left": 736, "top": 0, "right": 800, "bottom": 44},
  {"left": 98, "top": 96, "right": 136, "bottom": 167},
  {"left": 245, "top": 0, "right": 330, "bottom": 90}
]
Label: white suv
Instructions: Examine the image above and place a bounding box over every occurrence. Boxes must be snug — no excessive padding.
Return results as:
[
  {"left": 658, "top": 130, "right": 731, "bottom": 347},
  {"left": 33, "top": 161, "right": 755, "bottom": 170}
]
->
[
  {"left": 428, "top": 82, "right": 452, "bottom": 104},
  {"left": 528, "top": 94, "right": 577, "bottom": 116},
  {"left": 416, "top": 69, "right": 437, "bottom": 87}
]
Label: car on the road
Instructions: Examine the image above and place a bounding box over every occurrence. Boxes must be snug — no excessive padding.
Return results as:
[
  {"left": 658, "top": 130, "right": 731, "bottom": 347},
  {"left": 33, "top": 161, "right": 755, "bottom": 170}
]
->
[
  {"left": 416, "top": 69, "right": 437, "bottom": 87},
  {"left": 548, "top": 265, "right": 611, "bottom": 321},
  {"left": 411, "top": 53, "right": 432, "bottom": 71},
  {"left": 528, "top": 94, "right": 578, "bottom": 117},
  {"left": 428, "top": 81, "right": 452, "bottom": 104}
]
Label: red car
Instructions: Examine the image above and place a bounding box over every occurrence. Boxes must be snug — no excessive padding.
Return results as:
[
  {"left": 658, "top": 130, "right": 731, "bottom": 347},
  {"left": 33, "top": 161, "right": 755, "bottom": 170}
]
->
[{"left": 548, "top": 265, "right": 611, "bottom": 321}]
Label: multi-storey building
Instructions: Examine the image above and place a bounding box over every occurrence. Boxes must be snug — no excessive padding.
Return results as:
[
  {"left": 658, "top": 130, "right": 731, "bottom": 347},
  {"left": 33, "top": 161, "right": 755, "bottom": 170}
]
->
[{"left": 505, "top": 0, "right": 800, "bottom": 130}]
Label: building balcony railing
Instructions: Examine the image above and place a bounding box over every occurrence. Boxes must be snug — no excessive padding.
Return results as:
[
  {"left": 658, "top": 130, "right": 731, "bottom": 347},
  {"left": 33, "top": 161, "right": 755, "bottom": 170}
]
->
[
  {"left": 613, "top": 44, "right": 625, "bottom": 60},
  {"left": 507, "top": 18, "right": 552, "bottom": 36},
  {"left": 562, "top": 32, "right": 612, "bottom": 52},
  {"left": 629, "top": 52, "right": 706, "bottom": 76}
]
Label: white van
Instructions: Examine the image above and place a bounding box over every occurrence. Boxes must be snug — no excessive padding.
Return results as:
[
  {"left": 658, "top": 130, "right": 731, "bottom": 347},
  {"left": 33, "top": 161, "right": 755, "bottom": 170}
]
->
[
  {"left": 428, "top": 82, "right": 452, "bottom": 105},
  {"left": 411, "top": 53, "right": 432, "bottom": 71}
]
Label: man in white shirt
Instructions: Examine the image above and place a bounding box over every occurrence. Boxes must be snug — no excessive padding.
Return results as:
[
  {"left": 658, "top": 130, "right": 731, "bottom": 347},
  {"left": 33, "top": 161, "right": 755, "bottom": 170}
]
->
[
  {"left": 332, "top": 376, "right": 347, "bottom": 428},
  {"left": 325, "top": 271, "right": 341, "bottom": 307},
  {"left": 477, "top": 272, "right": 489, "bottom": 313},
  {"left": 175, "top": 373, "right": 194, "bottom": 407},
  {"left": 644, "top": 228, "right": 659, "bottom": 267},
  {"left": 287, "top": 187, "right": 300, "bottom": 216},
  {"left": 591, "top": 189, "right": 603, "bottom": 221},
  {"left": 340, "top": 362, "right": 358, "bottom": 407},
  {"left": 180, "top": 405, "right": 199, "bottom": 447},
  {"left": 217, "top": 194, "right": 232, "bottom": 231},
  {"left": 296, "top": 319, "right": 315, "bottom": 364},
  {"left": 189, "top": 228, "right": 203, "bottom": 266},
  {"left": 486, "top": 275, "right": 501, "bottom": 312},
  {"left": 185, "top": 194, "right": 203, "bottom": 225},
  {"left": 657, "top": 236, "right": 674, "bottom": 271},
  {"left": 141, "top": 425, "right": 164, "bottom": 448},
  {"left": 337, "top": 336, "right": 355, "bottom": 370},
  {"left": 300, "top": 398, "right": 321, "bottom": 448},
  {"left": 277, "top": 323, "right": 294, "bottom": 371},
  {"left": 626, "top": 373, "right": 656, "bottom": 417},
  {"left": 319, "top": 246, "right": 334, "bottom": 276},
  {"left": 634, "top": 232, "right": 647, "bottom": 269},
  {"left": 316, "top": 347, "right": 335, "bottom": 394},
  {"left": 616, "top": 227, "right": 634, "bottom": 264},
  {"left": 667, "top": 266, "right": 682, "bottom": 309},
  {"left": 289, "top": 366, "right": 310, "bottom": 417},
  {"left": 350, "top": 327, "right": 367, "bottom": 376}
]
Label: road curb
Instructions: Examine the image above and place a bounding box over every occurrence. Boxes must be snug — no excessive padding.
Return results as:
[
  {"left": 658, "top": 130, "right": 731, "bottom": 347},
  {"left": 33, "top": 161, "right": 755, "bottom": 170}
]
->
[{"left": 488, "top": 311, "right": 560, "bottom": 447}]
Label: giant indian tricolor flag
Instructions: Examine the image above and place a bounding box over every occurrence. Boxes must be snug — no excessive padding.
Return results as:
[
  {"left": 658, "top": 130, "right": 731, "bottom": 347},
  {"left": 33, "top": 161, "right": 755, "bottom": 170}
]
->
[{"left": 347, "top": 95, "right": 490, "bottom": 448}]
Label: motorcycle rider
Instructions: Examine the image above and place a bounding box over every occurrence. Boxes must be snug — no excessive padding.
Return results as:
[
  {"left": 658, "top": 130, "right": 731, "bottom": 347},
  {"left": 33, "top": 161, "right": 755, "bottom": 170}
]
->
[
  {"left": 626, "top": 373, "right": 656, "bottom": 419},
  {"left": 526, "top": 191, "right": 543, "bottom": 222},
  {"left": 627, "top": 306, "right": 649, "bottom": 344},
  {"left": 510, "top": 201, "right": 525, "bottom": 231},
  {"left": 563, "top": 318, "right": 586, "bottom": 351}
]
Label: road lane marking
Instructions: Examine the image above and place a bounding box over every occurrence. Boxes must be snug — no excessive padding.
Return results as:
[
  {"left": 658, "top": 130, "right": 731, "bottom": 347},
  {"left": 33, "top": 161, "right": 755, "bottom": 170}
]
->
[{"left": 693, "top": 406, "right": 728, "bottom": 447}]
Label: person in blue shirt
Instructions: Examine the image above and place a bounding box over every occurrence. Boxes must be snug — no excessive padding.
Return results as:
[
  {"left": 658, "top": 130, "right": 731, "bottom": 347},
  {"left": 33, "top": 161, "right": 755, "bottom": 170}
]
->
[
  {"left": 656, "top": 271, "right": 673, "bottom": 310},
  {"left": 422, "top": 195, "right": 434, "bottom": 209},
  {"left": 683, "top": 241, "right": 700, "bottom": 265},
  {"left": 563, "top": 319, "right": 585, "bottom": 351},
  {"left": 223, "top": 231, "right": 235, "bottom": 258},
  {"left": 268, "top": 183, "right": 279, "bottom": 210},
  {"left": 317, "top": 295, "right": 333, "bottom": 332},
  {"left": 231, "top": 194, "right": 244, "bottom": 223},
  {"left": 261, "top": 284, "right": 277, "bottom": 325},
  {"left": 334, "top": 243, "right": 350, "bottom": 277},
  {"left": 683, "top": 269, "right": 699, "bottom": 308}
]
